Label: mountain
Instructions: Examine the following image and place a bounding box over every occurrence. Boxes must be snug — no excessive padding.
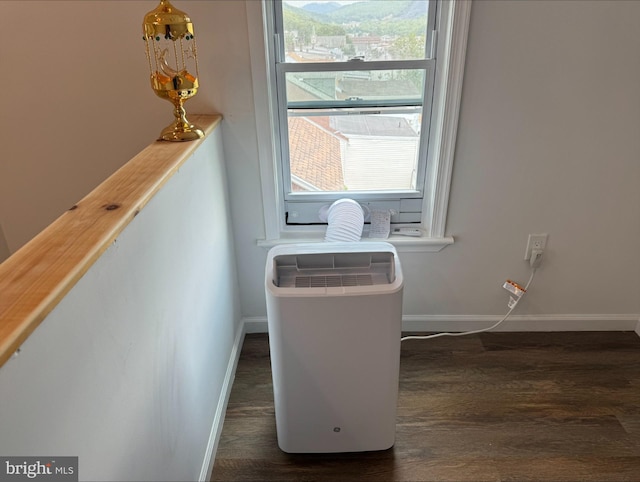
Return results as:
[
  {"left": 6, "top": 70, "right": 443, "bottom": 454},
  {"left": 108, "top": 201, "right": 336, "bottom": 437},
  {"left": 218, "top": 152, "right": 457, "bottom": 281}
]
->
[
  {"left": 286, "top": 1, "right": 427, "bottom": 23},
  {"left": 326, "top": 1, "right": 415, "bottom": 22},
  {"left": 302, "top": 2, "right": 343, "bottom": 15},
  {"left": 397, "top": 0, "right": 429, "bottom": 20},
  {"left": 282, "top": 3, "right": 347, "bottom": 36},
  {"left": 282, "top": 1, "right": 428, "bottom": 38}
]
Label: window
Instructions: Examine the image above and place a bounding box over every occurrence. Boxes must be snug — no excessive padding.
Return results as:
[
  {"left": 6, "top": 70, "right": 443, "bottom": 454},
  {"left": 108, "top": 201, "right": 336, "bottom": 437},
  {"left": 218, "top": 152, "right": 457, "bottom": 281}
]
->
[{"left": 248, "top": 0, "right": 471, "bottom": 246}]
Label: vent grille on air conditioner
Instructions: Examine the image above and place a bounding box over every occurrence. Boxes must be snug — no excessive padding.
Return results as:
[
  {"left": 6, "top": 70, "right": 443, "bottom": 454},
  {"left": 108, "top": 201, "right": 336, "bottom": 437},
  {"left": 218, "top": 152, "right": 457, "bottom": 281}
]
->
[
  {"left": 273, "top": 251, "right": 395, "bottom": 288},
  {"left": 293, "top": 274, "right": 374, "bottom": 288}
]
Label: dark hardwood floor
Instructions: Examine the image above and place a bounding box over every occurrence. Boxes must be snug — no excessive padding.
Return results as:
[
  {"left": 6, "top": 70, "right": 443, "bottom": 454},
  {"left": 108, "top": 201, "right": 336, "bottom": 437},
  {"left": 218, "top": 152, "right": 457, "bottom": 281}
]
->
[{"left": 212, "top": 331, "right": 640, "bottom": 481}]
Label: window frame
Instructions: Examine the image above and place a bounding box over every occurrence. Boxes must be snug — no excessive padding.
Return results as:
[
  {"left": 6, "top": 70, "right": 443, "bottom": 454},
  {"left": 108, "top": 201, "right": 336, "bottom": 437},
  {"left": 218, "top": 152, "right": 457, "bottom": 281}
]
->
[
  {"left": 247, "top": 0, "right": 471, "bottom": 251},
  {"left": 274, "top": 0, "right": 436, "bottom": 217}
]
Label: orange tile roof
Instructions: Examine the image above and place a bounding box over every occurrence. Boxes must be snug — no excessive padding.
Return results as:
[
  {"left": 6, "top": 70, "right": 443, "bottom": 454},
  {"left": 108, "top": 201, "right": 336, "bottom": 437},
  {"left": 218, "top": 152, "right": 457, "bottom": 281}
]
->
[{"left": 288, "top": 117, "right": 344, "bottom": 192}]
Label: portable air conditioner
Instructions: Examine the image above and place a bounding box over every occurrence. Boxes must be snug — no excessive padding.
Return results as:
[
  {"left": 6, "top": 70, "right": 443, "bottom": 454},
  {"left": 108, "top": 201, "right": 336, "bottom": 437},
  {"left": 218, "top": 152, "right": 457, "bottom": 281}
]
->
[{"left": 265, "top": 242, "right": 403, "bottom": 453}]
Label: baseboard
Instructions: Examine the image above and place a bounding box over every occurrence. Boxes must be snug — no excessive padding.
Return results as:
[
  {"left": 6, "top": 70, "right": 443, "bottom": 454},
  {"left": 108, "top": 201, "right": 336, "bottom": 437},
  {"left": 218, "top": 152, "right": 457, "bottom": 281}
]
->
[
  {"left": 242, "top": 314, "right": 640, "bottom": 334},
  {"left": 198, "top": 321, "right": 246, "bottom": 482},
  {"left": 244, "top": 316, "right": 269, "bottom": 334},
  {"left": 402, "top": 314, "right": 640, "bottom": 332}
]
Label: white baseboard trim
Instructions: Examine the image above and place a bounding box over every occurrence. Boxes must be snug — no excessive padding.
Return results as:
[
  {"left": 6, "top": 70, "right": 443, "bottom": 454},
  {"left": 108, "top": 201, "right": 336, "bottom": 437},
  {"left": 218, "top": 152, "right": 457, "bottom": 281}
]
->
[
  {"left": 242, "top": 314, "right": 640, "bottom": 334},
  {"left": 402, "top": 314, "right": 640, "bottom": 333},
  {"left": 244, "top": 317, "right": 269, "bottom": 334},
  {"left": 198, "top": 321, "right": 246, "bottom": 482}
]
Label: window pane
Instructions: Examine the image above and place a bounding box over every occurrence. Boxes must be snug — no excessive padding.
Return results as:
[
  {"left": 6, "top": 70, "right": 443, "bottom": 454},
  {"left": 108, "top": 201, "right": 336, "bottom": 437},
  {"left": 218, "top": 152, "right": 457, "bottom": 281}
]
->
[
  {"left": 286, "top": 70, "right": 425, "bottom": 106},
  {"left": 287, "top": 111, "right": 421, "bottom": 192},
  {"left": 282, "top": 1, "right": 430, "bottom": 62}
]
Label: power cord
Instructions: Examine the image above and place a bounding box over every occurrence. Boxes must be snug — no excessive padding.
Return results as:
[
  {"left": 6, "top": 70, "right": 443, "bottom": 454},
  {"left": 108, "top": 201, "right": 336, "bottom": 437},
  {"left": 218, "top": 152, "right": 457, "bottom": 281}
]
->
[{"left": 400, "top": 267, "right": 537, "bottom": 342}]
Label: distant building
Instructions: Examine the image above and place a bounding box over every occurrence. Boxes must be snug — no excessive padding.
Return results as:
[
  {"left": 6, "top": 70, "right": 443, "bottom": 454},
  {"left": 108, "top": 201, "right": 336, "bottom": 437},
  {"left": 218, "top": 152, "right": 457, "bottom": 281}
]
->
[
  {"left": 348, "top": 35, "right": 382, "bottom": 58},
  {"left": 314, "top": 36, "right": 346, "bottom": 49},
  {"left": 332, "top": 116, "right": 419, "bottom": 191}
]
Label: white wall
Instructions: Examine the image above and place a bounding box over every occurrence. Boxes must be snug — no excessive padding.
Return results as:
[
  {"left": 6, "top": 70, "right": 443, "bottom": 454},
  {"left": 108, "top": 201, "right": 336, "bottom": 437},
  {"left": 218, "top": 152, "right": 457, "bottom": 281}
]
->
[
  {"left": 0, "top": 1, "right": 242, "bottom": 253},
  {"left": 430, "top": 0, "right": 640, "bottom": 319},
  {"left": 0, "top": 130, "right": 242, "bottom": 481},
  {"left": 1, "top": 1, "right": 638, "bottom": 328},
  {"left": 0, "top": 2, "right": 160, "bottom": 252}
]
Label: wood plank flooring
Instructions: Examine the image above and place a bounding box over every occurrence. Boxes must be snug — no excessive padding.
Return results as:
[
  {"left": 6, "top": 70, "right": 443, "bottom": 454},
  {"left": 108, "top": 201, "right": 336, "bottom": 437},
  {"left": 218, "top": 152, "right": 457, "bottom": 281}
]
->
[{"left": 212, "top": 332, "right": 640, "bottom": 481}]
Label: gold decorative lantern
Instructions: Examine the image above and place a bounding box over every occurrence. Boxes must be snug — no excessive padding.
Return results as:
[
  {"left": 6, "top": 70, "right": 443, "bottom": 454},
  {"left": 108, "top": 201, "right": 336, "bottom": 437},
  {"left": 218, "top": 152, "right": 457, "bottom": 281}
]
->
[{"left": 143, "top": 0, "right": 204, "bottom": 141}]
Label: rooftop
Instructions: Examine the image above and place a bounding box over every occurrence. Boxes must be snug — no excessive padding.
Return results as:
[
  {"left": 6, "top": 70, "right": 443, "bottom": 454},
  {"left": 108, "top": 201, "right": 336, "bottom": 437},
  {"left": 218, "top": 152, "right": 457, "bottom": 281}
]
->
[{"left": 288, "top": 117, "right": 344, "bottom": 191}]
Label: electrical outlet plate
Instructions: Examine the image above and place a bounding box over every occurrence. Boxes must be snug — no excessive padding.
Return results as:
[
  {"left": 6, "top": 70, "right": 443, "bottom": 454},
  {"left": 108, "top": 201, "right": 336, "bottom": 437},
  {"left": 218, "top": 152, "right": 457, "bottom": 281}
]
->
[{"left": 524, "top": 233, "right": 548, "bottom": 260}]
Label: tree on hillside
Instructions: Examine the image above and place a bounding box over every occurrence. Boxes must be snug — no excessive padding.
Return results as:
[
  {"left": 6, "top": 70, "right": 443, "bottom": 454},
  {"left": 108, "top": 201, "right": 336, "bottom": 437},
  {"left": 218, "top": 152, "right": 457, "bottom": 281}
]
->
[
  {"left": 390, "top": 34, "right": 426, "bottom": 60},
  {"left": 390, "top": 35, "right": 426, "bottom": 90}
]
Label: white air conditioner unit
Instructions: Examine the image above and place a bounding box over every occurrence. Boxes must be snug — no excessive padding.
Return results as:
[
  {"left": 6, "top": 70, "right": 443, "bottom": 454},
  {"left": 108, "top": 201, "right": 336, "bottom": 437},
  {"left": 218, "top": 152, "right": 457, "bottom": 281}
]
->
[{"left": 265, "top": 242, "right": 403, "bottom": 453}]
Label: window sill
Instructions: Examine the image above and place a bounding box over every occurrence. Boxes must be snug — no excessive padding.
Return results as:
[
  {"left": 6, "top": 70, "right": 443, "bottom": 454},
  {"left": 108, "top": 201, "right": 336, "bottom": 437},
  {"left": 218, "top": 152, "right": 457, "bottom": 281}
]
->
[{"left": 257, "top": 231, "right": 454, "bottom": 253}]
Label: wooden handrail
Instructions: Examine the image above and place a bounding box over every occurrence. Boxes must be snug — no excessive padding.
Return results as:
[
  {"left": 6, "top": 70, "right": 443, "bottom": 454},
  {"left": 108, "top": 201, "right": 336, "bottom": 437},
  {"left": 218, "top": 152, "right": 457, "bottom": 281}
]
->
[{"left": 0, "top": 115, "right": 222, "bottom": 368}]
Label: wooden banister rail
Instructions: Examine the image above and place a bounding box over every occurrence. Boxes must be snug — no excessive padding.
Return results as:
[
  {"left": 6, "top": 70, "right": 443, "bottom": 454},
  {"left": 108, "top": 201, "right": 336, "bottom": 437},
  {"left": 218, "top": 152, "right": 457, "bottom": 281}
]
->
[{"left": 0, "top": 115, "right": 222, "bottom": 368}]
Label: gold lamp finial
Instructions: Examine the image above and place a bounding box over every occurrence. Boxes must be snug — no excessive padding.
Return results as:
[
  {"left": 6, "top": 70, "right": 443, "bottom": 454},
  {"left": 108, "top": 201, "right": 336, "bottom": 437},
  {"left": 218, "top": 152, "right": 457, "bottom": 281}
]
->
[{"left": 143, "top": 0, "right": 204, "bottom": 141}]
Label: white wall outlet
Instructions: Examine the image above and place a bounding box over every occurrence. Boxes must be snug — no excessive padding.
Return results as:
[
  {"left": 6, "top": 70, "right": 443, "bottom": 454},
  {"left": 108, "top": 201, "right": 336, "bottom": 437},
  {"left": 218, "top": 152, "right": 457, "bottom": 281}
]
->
[{"left": 524, "top": 233, "right": 548, "bottom": 260}]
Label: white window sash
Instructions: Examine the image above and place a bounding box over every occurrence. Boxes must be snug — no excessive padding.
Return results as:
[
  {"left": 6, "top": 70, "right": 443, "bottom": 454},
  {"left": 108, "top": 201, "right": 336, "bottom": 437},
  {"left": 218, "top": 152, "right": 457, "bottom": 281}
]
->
[{"left": 248, "top": 0, "right": 471, "bottom": 249}]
